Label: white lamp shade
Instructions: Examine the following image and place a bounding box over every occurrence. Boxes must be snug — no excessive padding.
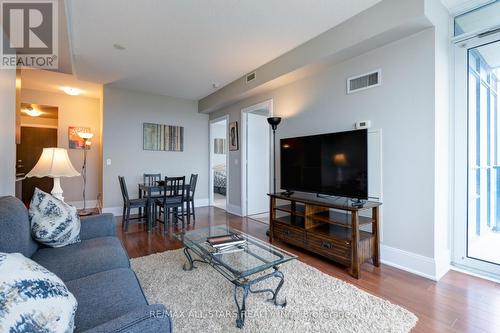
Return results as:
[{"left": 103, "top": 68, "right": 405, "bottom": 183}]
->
[
  {"left": 26, "top": 148, "right": 80, "bottom": 178},
  {"left": 78, "top": 132, "right": 94, "bottom": 140}
]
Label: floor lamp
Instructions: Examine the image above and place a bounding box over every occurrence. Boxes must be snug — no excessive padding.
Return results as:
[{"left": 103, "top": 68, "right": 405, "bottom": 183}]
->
[
  {"left": 267, "top": 117, "right": 281, "bottom": 193},
  {"left": 78, "top": 132, "right": 94, "bottom": 216},
  {"left": 267, "top": 117, "right": 281, "bottom": 237}
]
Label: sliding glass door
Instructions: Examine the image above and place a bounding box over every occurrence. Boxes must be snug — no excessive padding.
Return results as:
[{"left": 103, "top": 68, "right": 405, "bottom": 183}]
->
[
  {"left": 467, "top": 40, "right": 500, "bottom": 265},
  {"left": 454, "top": 33, "right": 500, "bottom": 278}
]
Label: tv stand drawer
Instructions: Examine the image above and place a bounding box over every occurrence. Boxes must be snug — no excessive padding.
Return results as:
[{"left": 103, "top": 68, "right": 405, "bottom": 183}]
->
[
  {"left": 307, "top": 233, "right": 351, "bottom": 263},
  {"left": 273, "top": 222, "right": 306, "bottom": 247}
]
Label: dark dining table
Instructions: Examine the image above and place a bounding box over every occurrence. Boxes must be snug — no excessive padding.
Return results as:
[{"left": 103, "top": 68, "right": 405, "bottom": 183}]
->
[{"left": 138, "top": 183, "right": 191, "bottom": 232}]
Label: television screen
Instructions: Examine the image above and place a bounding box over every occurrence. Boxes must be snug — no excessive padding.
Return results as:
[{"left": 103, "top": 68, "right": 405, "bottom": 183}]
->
[{"left": 280, "top": 129, "right": 368, "bottom": 199}]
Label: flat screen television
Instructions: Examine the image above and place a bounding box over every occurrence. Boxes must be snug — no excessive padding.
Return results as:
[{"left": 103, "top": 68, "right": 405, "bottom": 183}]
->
[{"left": 280, "top": 129, "right": 368, "bottom": 199}]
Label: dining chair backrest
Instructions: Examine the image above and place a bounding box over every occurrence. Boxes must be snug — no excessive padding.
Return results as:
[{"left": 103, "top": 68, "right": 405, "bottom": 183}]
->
[
  {"left": 118, "top": 176, "right": 129, "bottom": 202},
  {"left": 189, "top": 174, "right": 198, "bottom": 198},
  {"left": 144, "top": 173, "right": 161, "bottom": 185},
  {"left": 164, "top": 176, "right": 185, "bottom": 198}
]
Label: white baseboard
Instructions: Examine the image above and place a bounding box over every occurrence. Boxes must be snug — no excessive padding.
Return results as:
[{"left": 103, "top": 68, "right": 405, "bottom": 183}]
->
[
  {"left": 67, "top": 200, "right": 98, "bottom": 210},
  {"left": 380, "top": 244, "right": 450, "bottom": 281},
  {"left": 450, "top": 264, "right": 500, "bottom": 283},
  {"left": 195, "top": 198, "right": 209, "bottom": 208},
  {"left": 102, "top": 206, "right": 123, "bottom": 216},
  {"left": 434, "top": 249, "right": 451, "bottom": 280},
  {"left": 226, "top": 203, "right": 242, "bottom": 216},
  {"left": 103, "top": 198, "right": 209, "bottom": 216}
]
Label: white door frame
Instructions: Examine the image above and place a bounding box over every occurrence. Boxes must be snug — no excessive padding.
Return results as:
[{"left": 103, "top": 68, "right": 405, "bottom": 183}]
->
[
  {"left": 209, "top": 115, "right": 229, "bottom": 209},
  {"left": 241, "top": 99, "right": 273, "bottom": 217},
  {"left": 452, "top": 32, "right": 500, "bottom": 279}
]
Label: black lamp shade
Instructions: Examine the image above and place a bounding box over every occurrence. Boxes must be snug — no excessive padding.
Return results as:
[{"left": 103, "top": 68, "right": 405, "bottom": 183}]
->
[{"left": 267, "top": 117, "right": 282, "bottom": 130}]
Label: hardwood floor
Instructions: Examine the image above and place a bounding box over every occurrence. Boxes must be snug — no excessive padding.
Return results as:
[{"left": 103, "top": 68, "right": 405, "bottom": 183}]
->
[{"left": 117, "top": 206, "right": 500, "bottom": 333}]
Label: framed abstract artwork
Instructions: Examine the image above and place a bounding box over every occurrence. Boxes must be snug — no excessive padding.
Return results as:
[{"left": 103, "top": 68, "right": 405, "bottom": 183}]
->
[
  {"left": 68, "top": 126, "right": 91, "bottom": 149},
  {"left": 229, "top": 121, "right": 239, "bottom": 151},
  {"left": 214, "top": 138, "right": 227, "bottom": 154},
  {"left": 143, "top": 123, "right": 184, "bottom": 151}
]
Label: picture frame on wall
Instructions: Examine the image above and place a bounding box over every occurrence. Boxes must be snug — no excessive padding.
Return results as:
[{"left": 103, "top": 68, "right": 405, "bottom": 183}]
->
[
  {"left": 143, "top": 122, "right": 184, "bottom": 151},
  {"left": 214, "top": 138, "right": 227, "bottom": 154},
  {"left": 69, "top": 126, "right": 91, "bottom": 149},
  {"left": 229, "top": 121, "right": 239, "bottom": 151}
]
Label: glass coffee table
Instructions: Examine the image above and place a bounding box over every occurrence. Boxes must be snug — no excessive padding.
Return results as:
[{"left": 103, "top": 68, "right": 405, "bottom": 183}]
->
[{"left": 175, "top": 225, "right": 297, "bottom": 328}]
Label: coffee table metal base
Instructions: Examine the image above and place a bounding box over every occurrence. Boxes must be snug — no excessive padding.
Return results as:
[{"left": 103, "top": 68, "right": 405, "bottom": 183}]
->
[{"left": 182, "top": 247, "right": 287, "bottom": 328}]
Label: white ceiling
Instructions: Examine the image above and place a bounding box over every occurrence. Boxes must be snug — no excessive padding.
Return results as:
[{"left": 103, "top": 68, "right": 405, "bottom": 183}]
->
[
  {"left": 21, "top": 69, "right": 102, "bottom": 99},
  {"left": 66, "top": 0, "right": 381, "bottom": 100}
]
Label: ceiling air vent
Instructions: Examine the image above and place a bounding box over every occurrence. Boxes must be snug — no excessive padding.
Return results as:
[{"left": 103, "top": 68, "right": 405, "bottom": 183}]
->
[
  {"left": 246, "top": 72, "right": 256, "bottom": 83},
  {"left": 347, "top": 69, "right": 381, "bottom": 94}
]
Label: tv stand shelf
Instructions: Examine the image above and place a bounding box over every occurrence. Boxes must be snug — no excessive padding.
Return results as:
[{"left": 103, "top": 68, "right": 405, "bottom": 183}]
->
[{"left": 269, "top": 193, "right": 381, "bottom": 279}]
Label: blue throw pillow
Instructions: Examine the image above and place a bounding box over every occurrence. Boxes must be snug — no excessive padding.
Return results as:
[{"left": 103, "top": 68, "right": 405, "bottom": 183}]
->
[
  {"left": 29, "top": 188, "right": 81, "bottom": 248},
  {"left": 0, "top": 252, "right": 78, "bottom": 332}
]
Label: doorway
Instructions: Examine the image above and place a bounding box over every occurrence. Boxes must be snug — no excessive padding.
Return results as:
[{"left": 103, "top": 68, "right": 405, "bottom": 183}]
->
[
  {"left": 16, "top": 104, "right": 58, "bottom": 205},
  {"left": 453, "top": 33, "right": 500, "bottom": 278},
  {"left": 209, "top": 116, "right": 229, "bottom": 210},
  {"left": 241, "top": 100, "right": 272, "bottom": 222}
]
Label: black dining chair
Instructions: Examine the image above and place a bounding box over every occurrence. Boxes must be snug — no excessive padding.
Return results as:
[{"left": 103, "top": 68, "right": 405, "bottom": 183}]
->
[
  {"left": 118, "top": 176, "right": 148, "bottom": 232},
  {"left": 143, "top": 173, "right": 161, "bottom": 185},
  {"left": 140, "top": 173, "right": 162, "bottom": 216},
  {"left": 184, "top": 174, "right": 198, "bottom": 223},
  {"left": 143, "top": 173, "right": 164, "bottom": 197},
  {"left": 155, "top": 176, "right": 185, "bottom": 235}
]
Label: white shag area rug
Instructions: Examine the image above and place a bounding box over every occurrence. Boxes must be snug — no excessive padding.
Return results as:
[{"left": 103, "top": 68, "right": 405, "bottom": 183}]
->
[{"left": 131, "top": 249, "right": 417, "bottom": 333}]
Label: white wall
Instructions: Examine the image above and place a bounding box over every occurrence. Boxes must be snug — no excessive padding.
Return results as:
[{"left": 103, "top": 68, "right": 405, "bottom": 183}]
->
[
  {"left": 0, "top": 69, "right": 16, "bottom": 196},
  {"left": 102, "top": 86, "right": 209, "bottom": 210},
  {"left": 246, "top": 112, "right": 270, "bottom": 215},
  {"left": 21, "top": 89, "right": 102, "bottom": 205},
  {"left": 425, "top": 0, "right": 452, "bottom": 279},
  {"left": 210, "top": 29, "right": 443, "bottom": 277}
]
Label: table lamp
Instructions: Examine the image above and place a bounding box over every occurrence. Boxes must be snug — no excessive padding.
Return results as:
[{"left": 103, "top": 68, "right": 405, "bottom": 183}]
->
[{"left": 26, "top": 148, "right": 80, "bottom": 201}]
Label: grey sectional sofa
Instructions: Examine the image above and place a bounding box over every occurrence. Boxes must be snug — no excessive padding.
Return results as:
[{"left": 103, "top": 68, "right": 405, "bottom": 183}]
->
[{"left": 0, "top": 196, "right": 172, "bottom": 333}]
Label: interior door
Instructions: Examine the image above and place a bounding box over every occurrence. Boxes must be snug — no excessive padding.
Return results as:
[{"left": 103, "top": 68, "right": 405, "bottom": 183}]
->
[
  {"left": 16, "top": 127, "right": 58, "bottom": 205},
  {"left": 453, "top": 33, "right": 500, "bottom": 278},
  {"left": 246, "top": 112, "right": 270, "bottom": 215}
]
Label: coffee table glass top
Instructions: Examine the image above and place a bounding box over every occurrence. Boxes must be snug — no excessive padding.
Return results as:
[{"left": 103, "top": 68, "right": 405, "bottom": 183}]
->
[{"left": 176, "top": 225, "right": 297, "bottom": 281}]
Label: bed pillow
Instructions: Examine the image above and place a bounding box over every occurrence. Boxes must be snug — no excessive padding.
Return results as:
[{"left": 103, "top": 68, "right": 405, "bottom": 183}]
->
[
  {"left": 29, "top": 188, "right": 81, "bottom": 248},
  {"left": 0, "top": 252, "right": 77, "bottom": 333}
]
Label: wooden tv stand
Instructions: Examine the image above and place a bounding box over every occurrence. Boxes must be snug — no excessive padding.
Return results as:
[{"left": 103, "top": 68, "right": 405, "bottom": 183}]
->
[{"left": 268, "top": 193, "right": 381, "bottom": 279}]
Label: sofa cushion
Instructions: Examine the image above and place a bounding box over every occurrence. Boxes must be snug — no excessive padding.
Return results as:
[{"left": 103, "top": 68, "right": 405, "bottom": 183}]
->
[
  {"left": 0, "top": 196, "right": 38, "bottom": 257},
  {"left": 0, "top": 252, "right": 78, "bottom": 333},
  {"left": 29, "top": 188, "right": 81, "bottom": 248},
  {"left": 65, "top": 268, "right": 148, "bottom": 332},
  {"left": 82, "top": 304, "right": 171, "bottom": 333},
  {"left": 80, "top": 214, "right": 116, "bottom": 240},
  {"left": 32, "top": 237, "right": 130, "bottom": 281}
]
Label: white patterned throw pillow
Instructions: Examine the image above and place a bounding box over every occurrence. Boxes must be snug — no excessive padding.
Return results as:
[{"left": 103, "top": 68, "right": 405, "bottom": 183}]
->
[
  {"left": 29, "top": 188, "right": 81, "bottom": 248},
  {"left": 0, "top": 252, "right": 78, "bottom": 333}
]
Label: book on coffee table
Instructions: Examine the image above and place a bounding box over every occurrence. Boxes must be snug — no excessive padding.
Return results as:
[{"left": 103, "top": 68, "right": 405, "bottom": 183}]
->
[{"left": 207, "top": 233, "right": 246, "bottom": 249}]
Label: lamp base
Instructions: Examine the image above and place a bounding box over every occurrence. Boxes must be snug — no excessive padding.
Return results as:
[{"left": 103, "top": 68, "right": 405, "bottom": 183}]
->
[
  {"left": 51, "top": 177, "right": 65, "bottom": 201},
  {"left": 78, "top": 209, "right": 93, "bottom": 217}
]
